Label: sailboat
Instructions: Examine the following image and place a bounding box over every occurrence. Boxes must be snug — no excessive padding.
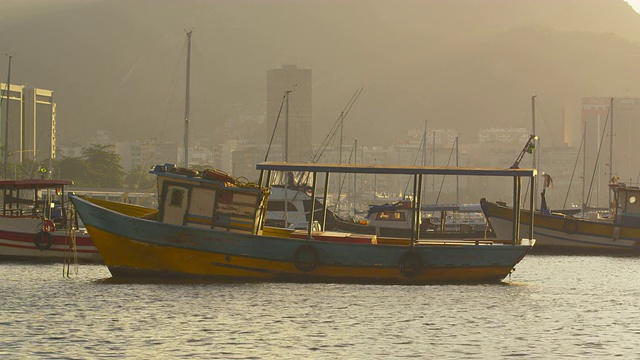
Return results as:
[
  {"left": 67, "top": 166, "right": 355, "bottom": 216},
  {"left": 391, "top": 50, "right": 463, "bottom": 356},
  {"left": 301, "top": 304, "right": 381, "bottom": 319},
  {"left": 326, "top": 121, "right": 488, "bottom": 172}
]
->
[
  {"left": 481, "top": 181, "right": 640, "bottom": 254},
  {"left": 482, "top": 98, "right": 640, "bottom": 254}
]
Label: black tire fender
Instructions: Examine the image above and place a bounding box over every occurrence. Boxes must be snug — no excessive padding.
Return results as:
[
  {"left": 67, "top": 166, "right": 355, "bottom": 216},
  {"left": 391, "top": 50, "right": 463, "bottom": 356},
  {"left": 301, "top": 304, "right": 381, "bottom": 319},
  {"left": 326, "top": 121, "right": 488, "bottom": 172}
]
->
[
  {"left": 34, "top": 231, "right": 53, "bottom": 250},
  {"left": 563, "top": 219, "right": 578, "bottom": 234},
  {"left": 398, "top": 250, "right": 422, "bottom": 277},
  {"left": 293, "top": 244, "right": 319, "bottom": 272}
]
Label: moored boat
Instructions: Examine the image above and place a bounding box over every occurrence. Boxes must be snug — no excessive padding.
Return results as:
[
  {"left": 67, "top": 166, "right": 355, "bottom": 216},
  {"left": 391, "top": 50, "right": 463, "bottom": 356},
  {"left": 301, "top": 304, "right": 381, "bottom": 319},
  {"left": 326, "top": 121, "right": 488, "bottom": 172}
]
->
[
  {"left": 481, "top": 182, "right": 640, "bottom": 254},
  {"left": 265, "top": 185, "right": 493, "bottom": 238},
  {"left": 327, "top": 200, "right": 494, "bottom": 239},
  {"left": 71, "top": 162, "right": 537, "bottom": 284},
  {"left": 0, "top": 179, "right": 101, "bottom": 263}
]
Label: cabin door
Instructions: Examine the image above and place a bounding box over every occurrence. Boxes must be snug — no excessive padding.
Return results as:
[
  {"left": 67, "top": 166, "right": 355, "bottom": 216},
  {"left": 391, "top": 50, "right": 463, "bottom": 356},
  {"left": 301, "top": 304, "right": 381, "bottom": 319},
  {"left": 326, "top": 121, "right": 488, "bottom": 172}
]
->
[
  {"left": 162, "top": 185, "right": 190, "bottom": 225},
  {"left": 187, "top": 187, "right": 217, "bottom": 228}
]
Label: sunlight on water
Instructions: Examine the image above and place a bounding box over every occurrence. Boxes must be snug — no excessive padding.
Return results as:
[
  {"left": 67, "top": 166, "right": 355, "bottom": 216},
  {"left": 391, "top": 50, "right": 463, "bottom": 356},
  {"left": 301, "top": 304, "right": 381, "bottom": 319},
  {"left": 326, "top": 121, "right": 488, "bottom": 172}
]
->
[{"left": 1, "top": 257, "right": 640, "bottom": 358}]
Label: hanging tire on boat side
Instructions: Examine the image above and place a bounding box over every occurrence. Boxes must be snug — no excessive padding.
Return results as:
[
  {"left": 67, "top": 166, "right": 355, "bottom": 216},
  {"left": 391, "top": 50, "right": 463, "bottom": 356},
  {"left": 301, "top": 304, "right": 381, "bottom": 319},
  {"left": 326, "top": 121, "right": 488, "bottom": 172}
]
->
[
  {"left": 34, "top": 231, "right": 53, "bottom": 250},
  {"left": 398, "top": 250, "right": 422, "bottom": 278},
  {"left": 293, "top": 244, "right": 319, "bottom": 272},
  {"left": 562, "top": 219, "right": 578, "bottom": 234}
]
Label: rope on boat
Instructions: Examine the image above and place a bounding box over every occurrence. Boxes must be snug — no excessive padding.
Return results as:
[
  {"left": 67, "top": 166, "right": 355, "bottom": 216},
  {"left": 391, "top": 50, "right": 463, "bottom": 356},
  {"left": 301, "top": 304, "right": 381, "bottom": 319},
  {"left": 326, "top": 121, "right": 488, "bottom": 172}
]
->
[{"left": 62, "top": 205, "right": 79, "bottom": 278}]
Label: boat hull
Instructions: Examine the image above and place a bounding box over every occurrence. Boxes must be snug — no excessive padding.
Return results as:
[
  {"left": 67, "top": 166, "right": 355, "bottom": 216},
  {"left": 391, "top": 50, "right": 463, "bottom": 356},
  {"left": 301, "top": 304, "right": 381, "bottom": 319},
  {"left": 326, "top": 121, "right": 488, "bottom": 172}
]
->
[
  {"left": 0, "top": 228, "right": 101, "bottom": 263},
  {"left": 72, "top": 195, "right": 533, "bottom": 284},
  {"left": 481, "top": 198, "right": 640, "bottom": 254}
]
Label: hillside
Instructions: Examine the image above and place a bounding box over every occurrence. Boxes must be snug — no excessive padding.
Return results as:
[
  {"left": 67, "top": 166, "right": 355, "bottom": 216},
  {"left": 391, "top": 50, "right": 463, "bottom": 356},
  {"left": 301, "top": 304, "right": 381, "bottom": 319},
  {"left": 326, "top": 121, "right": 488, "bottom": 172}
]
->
[{"left": 0, "top": 0, "right": 639, "bottom": 148}]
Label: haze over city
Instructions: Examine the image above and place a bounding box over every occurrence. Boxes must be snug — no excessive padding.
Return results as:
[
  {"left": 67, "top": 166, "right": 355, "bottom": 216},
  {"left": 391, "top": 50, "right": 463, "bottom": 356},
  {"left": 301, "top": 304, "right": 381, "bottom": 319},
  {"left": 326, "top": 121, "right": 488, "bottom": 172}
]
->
[{"left": 1, "top": 0, "right": 640, "bottom": 205}]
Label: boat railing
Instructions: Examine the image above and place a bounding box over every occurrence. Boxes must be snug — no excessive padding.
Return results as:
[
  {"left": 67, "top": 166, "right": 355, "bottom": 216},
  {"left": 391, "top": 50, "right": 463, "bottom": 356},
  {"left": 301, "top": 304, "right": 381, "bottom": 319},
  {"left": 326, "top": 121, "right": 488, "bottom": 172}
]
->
[
  {"left": 256, "top": 162, "right": 536, "bottom": 247},
  {"left": 263, "top": 225, "right": 513, "bottom": 247}
]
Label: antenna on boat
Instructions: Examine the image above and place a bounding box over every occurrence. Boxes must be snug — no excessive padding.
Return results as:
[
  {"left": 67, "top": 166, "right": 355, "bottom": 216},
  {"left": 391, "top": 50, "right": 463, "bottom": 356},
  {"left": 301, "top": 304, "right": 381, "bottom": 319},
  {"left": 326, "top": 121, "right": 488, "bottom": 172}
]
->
[
  {"left": 531, "top": 95, "right": 538, "bottom": 207},
  {"left": 608, "top": 97, "right": 614, "bottom": 207},
  {"left": 3, "top": 54, "right": 13, "bottom": 180},
  {"left": 283, "top": 89, "right": 292, "bottom": 228},
  {"left": 511, "top": 134, "right": 537, "bottom": 169},
  {"left": 183, "top": 30, "right": 192, "bottom": 168},
  {"left": 284, "top": 88, "right": 293, "bottom": 163},
  {"left": 265, "top": 94, "right": 287, "bottom": 162}
]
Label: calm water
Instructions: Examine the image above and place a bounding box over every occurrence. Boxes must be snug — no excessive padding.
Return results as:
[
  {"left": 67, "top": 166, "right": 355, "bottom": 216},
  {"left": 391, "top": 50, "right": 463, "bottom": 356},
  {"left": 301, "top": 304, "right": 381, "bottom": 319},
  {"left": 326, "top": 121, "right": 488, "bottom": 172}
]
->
[{"left": 1, "top": 255, "right": 639, "bottom": 359}]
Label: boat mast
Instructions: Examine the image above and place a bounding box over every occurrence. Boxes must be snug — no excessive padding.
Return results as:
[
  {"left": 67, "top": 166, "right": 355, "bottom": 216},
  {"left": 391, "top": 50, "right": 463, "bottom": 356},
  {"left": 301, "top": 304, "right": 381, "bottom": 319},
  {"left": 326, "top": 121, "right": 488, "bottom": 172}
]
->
[
  {"left": 284, "top": 90, "right": 291, "bottom": 162},
  {"left": 422, "top": 120, "right": 427, "bottom": 206},
  {"left": 353, "top": 138, "right": 357, "bottom": 218},
  {"left": 609, "top": 97, "right": 614, "bottom": 207},
  {"left": 284, "top": 89, "right": 292, "bottom": 228},
  {"left": 183, "top": 30, "right": 192, "bottom": 168},
  {"left": 337, "top": 111, "right": 344, "bottom": 214},
  {"left": 432, "top": 131, "right": 436, "bottom": 194},
  {"left": 455, "top": 136, "right": 459, "bottom": 204},
  {"left": 339, "top": 111, "right": 344, "bottom": 165},
  {"left": 597, "top": 114, "right": 601, "bottom": 207},
  {"left": 582, "top": 119, "right": 587, "bottom": 212},
  {"left": 531, "top": 94, "right": 538, "bottom": 209},
  {"left": 3, "top": 55, "right": 12, "bottom": 180}
]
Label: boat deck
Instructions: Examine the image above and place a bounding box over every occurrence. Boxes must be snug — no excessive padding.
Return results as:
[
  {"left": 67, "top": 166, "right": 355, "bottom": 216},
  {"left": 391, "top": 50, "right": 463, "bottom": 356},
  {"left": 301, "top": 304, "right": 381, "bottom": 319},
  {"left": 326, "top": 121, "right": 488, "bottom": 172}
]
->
[{"left": 263, "top": 227, "right": 527, "bottom": 247}]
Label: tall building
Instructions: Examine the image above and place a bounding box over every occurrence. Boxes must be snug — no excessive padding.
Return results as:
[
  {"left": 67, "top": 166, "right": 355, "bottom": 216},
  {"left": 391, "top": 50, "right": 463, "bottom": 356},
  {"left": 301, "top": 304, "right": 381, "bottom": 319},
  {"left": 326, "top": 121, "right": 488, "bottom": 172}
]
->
[
  {"left": 266, "top": 64, "right": 312, "bottom": 163},
  {"left": 0, "top": 83, "right": 56, "bottom": 165}
]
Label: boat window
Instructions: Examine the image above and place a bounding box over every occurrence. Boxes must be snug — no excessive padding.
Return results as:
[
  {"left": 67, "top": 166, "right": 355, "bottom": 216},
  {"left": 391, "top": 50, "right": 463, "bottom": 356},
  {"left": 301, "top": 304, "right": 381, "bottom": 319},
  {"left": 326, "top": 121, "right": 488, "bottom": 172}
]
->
[
  {"left": 624, "top": 193, "right": 640, "bottom": 214},
  {"left": 376, "top": 211, "right": 406, "bottom": 221},
  {"left": 169, "top": 188, "right": 185, "bottom": 207}
]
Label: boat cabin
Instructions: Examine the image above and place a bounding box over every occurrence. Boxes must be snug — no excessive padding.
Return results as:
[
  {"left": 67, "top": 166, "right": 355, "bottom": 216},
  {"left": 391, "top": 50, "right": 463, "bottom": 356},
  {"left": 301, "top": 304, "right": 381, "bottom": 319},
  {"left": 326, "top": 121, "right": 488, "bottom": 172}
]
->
[
  {"left": 365, "top": 201, "right": 414, "bottom": 234},
  {"left": 0, "top": 179, "right": 72, "bottom": 227},
  {"left": 612, "top": 183, "right": 640, "bottom": 227},
  {"left": 151, "top": 164, "right": 269, "bottom": 234}
]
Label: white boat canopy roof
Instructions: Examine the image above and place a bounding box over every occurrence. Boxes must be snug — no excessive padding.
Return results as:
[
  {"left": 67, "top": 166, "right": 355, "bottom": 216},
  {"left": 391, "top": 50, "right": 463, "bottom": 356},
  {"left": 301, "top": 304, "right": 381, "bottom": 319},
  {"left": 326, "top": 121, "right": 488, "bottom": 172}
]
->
[{"left": 257, "top": 162, "right": 536, "bottom": 177}]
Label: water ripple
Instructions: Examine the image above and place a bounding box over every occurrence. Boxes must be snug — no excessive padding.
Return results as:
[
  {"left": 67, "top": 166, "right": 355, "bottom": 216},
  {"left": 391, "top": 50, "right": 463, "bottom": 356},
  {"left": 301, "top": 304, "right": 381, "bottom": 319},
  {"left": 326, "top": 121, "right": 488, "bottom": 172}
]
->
[{"left": 1, "top": 257, "right": 640, "bottom": 358}]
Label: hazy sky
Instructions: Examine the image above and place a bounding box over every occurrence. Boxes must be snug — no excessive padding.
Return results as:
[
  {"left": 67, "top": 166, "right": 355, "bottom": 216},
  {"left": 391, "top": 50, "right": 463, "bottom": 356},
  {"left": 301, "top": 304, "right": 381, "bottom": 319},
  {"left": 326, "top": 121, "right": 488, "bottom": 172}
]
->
[
  {"left": 1, "top": 0, "right": 639, "bottom": 152},
  {"left": 626, "top": 0, "right": 640, "bottom": 12}
]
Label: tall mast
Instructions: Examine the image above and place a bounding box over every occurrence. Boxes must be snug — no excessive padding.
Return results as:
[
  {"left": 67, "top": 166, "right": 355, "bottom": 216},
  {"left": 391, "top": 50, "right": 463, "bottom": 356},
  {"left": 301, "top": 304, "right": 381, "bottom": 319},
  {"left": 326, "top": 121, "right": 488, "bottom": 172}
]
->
[
  {"left": 455, "top": 136, "right": 459, "bottom": 204},
  {"left": 339, "top": 111, "right": 344, "bottom": 164},
  {"left": 284, "top": 90, "right": 291, "bottom": 162},
  {"left": 3, "top": 55, "right": 12, "bottom": 180},
  {"left": 283, "top": 89, "right": 292, "bottom": 228},
  {"left": 432, "top": 131, "right": 436, "bottom": 194},
  {"left": 596, "top": 115, "right": 601, "bottom": 207},
  {"left": 337, "top": 110, "right": 344, "bottom": 213},
  {"left": 353, "top": 138, "right": 357, "bottom": 217},
  {"left": 422, "top": 120, "right": 427, "bottom": 206},
  {"left": 531, "top": 94, "right": 538, "bottom": 209},
  {"left": 609, "top": 97, "right": 614, "bottom": 206},
  {"left": 582, "top": 119, "right": 587, "bottom": 212},
  {"left": 183, "top": 30, "right": 192, "bottom": 168}
]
